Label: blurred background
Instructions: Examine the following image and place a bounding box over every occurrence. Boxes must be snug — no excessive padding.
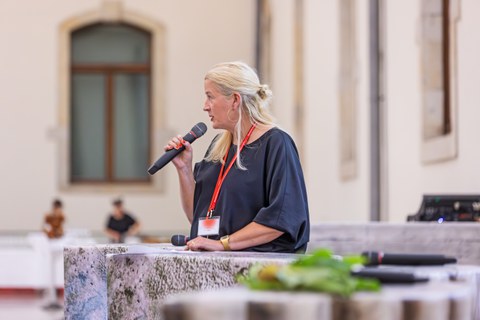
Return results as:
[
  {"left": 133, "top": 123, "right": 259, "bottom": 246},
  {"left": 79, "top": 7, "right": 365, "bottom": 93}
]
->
[
  {"left": 1, "top": 0, "right": 477, "bottom": 234},
  {"left": 0, "top": 0, "right": 479, "bottom": 314}
]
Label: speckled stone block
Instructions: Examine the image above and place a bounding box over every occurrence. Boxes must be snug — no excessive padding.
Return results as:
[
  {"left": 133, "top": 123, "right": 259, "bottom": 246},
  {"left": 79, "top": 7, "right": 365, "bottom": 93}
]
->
[
  {"left": 64, "top": 245, "right": 128, "bottom": 320},
  {"left": 107, "top": 251, "right": 295, "bottom": 320},
  {"left": 64, "top": 244, "right": 176, "bottom": 320},
  {"left": 309, "top": 223, "right": 480, "bottom": 265}
]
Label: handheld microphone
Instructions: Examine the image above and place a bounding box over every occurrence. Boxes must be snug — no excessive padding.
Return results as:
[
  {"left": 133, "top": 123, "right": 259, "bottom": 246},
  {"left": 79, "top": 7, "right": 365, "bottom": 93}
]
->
[
  {"left": 171, "top": 234, "right": 189, "bottom": 246},
  {"left": 148, "top": 122, "right": 207, "bottom": 175},
  {"left": 351, "top": 268, "right": 429, "bottom": 284},
  {"left": 362, "top": 251, "right": 457, "bottom": 266}
]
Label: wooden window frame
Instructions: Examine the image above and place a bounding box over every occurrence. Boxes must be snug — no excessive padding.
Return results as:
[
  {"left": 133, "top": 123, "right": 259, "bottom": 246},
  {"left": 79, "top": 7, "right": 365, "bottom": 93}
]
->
[
  {"left": 58, "top": 2, "right": 167, "bottom": 193},
  {"left": 70, "top": 23, "right": 152, "bottom": 184}
]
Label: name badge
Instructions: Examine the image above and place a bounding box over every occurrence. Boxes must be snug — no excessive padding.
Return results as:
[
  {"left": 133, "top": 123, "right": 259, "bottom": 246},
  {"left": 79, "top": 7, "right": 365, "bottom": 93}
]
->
[{"left": 198, "top": 216, "right": 220, "bottom": 236}]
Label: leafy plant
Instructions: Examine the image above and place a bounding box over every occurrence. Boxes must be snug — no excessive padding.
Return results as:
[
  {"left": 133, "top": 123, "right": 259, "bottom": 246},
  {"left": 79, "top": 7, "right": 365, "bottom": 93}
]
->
[{"left": 237, "top": 249, "right": 380, "bottom": 297}]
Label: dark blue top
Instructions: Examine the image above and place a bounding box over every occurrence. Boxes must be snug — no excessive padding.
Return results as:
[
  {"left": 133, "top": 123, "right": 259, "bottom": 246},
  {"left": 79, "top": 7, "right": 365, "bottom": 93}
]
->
[{"left": 190, "top": 127, "right": 310, "bottom": 253}]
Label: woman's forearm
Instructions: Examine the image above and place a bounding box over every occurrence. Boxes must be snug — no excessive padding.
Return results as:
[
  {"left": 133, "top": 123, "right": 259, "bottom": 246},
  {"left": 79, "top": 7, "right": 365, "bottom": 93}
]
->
[
  {"left": 228, "top": 222, "right": 283, "bottom": 251},
  {"left": 176, "top": 166, "right": 195, "bottom": 223},
  {"left": 186, "top": 222, "right": 284, "bottom": 251}
]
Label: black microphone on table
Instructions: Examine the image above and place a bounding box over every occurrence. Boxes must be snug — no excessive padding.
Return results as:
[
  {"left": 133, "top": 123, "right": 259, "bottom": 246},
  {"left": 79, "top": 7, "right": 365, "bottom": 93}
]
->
[
  {"left": 362, "top": 251, "right": 457, "bottom": 266},
  {"left": 148, "top": 122, "right": 208, "bottom": 175},
  {"left": 171, "top": 234, "right": 189, "bottom": 246}
]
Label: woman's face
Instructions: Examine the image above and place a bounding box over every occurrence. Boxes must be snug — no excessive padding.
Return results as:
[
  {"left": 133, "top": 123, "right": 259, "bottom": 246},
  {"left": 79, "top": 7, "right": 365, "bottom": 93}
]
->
[{"left": 203, "top": 79, "right": 236, "bottom": 131}]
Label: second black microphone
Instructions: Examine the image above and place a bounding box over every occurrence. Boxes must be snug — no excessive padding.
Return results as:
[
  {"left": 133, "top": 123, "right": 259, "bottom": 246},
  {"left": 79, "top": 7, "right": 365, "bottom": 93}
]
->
[
  {"left": 362, "top": 251, "right": 457, "bottom": 266},
  {"left": 171, "top": 234, "right": 189, "bottom": 246}
]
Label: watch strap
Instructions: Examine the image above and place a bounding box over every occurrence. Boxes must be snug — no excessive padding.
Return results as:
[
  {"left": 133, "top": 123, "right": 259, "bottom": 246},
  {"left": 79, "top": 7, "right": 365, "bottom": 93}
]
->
[{"left": 220, "top": 235, "right": 231, "bottom": 251}]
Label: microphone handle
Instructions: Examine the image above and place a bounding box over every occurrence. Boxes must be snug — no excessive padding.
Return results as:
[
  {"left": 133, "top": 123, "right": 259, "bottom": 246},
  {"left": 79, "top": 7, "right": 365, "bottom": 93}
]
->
[
  {"left": 148, "top": 131, "right": 196, "bottom": 174},
  {"left": 363, "top": 251, "right": 457, "bottom": 266},
  {"left": 382, "top": 253, "right": 457, "bottom": 265}
]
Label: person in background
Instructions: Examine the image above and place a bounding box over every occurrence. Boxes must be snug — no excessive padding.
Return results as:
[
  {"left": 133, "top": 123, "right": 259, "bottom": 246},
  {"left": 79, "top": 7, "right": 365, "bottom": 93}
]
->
[
  {"left": 43, "top": 199, "right": 65, "bottom": 239},
  {"left": 40, "top": 198, "right": 66, "bottom": 310},
  {"left": 105, "top": 198, "right": 140, "bottom": 243},
  {"left": 165, "top": 61, "right": 310, "bottom": 253}
]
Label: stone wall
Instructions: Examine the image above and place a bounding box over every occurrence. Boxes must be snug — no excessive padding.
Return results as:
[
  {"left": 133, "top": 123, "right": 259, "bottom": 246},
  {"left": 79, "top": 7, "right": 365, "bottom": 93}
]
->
[
  {"left": 308, "top": 222, "right": 480, "bottom": 265},
  {"left": 64, "top": 245, "right": 294, "bottom": 320}
]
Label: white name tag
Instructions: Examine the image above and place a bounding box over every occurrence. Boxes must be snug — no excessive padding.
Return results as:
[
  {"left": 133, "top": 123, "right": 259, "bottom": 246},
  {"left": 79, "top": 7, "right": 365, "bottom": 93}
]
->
[{"left": 198, "top": 216, "right": 220, "bottom": 236}]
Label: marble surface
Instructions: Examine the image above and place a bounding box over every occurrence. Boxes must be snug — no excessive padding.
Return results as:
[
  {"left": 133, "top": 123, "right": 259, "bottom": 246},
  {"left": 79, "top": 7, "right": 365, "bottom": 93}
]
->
[
  {"left": 107, "top": 251, "right": 295, "bottom": 320},
  {"left": 64, "top": 244, "right": 175, "bottom": 320},
  {"left": 64, "top": 244, "right": 128, "bottom": 320},
  {"left": 309, "top": 222, "right": 480, "bottom": 265}
]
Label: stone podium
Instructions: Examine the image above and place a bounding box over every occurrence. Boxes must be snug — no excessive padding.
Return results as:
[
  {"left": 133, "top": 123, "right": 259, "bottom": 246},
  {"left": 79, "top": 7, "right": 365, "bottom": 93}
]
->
[
  {"left": 64, "top": 222, "right": 480, "bottom": 319},
  {"left": 64, "top": 245, "right": 294, "bottom": 319}
]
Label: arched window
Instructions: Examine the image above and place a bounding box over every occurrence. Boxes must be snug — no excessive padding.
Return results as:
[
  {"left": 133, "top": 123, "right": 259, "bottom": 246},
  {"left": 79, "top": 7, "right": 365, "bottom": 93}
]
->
[{"left": 70, "top": 23, "right": 151, "bottom": 183}]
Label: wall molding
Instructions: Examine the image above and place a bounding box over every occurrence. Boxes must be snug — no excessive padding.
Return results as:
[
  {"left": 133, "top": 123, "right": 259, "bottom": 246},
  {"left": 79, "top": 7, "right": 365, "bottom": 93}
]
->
[
  {"left": 420, "top": 0, "right": 460, "bottom": 164},
  {"left": 57, "top": 1, "right": 167, "bottom": 193}
]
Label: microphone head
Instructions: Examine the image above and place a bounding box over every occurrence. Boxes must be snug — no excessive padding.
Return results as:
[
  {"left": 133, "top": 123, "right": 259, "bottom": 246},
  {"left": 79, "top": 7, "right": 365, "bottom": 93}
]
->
[
  {"left": 171, "top": 234, "right": 188, "bottom": 246},
  {"left": 191, "top": 122, "right": 207, "bottom": 138}
]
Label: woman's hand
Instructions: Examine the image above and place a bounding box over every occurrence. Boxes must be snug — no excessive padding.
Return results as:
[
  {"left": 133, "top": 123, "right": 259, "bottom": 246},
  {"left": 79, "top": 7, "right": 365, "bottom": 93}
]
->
[
  {"left": 186, "top": 223, "right": 284, "bottom": 251},
  {"left": 164, "top": 135, "right": 193, "bottom": 171},
  {"left": 186, "top": 236, "right": 224, "bottom": 251}
]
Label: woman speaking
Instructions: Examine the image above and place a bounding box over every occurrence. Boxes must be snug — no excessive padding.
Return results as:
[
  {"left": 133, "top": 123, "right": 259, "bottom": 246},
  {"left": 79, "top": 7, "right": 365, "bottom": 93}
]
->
[{"left": 165, "top": 61, "right": 310, "bottom": 253}]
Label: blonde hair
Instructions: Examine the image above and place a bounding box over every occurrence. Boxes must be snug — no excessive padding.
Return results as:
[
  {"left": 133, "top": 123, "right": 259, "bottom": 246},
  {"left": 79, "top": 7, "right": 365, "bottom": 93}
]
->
[{"left": 204, "top": 61, "right": 275, "bottom": 169}]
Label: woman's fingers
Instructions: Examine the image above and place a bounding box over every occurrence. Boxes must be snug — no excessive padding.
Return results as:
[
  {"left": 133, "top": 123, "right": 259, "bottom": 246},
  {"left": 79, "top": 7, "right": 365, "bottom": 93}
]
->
[
  {"left": 164, "top": 135, "right": 186, "bottom": 151},
  {"left": 186, "top": 239, "right": 197, "bottom": 251}
]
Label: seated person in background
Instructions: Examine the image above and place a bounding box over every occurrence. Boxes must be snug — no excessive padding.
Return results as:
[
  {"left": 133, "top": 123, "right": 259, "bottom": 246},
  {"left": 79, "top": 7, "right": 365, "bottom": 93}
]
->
[
  {"left": 43, "top": 199, "right": 65, "bottom": 239},
  {"left": 105, "top": 198, "right": 140, "bottom": 243}
]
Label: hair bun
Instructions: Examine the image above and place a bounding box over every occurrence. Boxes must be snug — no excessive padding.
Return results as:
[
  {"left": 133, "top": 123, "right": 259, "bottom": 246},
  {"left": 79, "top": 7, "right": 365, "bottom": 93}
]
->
[{"left": 258, "top": 84, "right": 270, "bottom": 100}]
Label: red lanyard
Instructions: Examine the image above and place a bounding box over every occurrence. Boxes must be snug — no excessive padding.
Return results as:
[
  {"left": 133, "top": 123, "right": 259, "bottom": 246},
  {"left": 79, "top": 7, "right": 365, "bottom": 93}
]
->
[{"left": 207, "top": 123, "right": 257, "bottom": 218}]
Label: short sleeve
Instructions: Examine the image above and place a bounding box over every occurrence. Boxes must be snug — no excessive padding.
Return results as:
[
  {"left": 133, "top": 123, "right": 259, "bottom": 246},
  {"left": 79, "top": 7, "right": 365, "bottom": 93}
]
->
[
  {"left": 106, "top": 216, "right": 114, "bottom": 229},
  {"left": 125, "top": 213, "right": 136, "bottom": 226},
  {"left": 253, "top": 132, "right": 309, "bottom": 245}
]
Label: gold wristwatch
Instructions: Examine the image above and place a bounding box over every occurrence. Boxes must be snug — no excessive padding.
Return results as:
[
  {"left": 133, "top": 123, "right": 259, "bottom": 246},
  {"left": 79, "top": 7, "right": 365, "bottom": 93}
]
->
[{"left": 220, "top": 235, "right": 231, "bottom": 251}]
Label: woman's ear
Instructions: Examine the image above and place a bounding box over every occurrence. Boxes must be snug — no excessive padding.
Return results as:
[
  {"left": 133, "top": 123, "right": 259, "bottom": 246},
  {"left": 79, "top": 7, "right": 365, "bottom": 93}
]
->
[{"left": 232, "top": 92, "right": 242, "bottom": 111}]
